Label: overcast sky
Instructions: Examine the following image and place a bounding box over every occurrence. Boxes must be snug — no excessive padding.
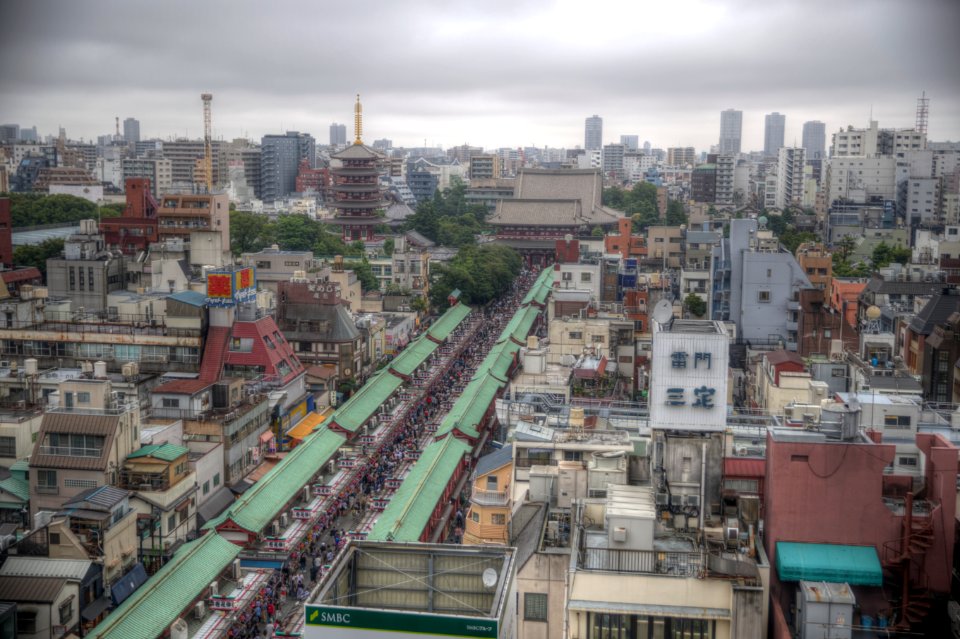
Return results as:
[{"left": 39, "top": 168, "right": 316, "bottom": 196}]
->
[{"left": 2, "top": 0, "right": 958, "bottom": 152}]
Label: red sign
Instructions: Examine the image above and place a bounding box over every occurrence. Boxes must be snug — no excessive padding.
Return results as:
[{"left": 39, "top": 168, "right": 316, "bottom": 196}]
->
[{"left": 207, "top": 273, "right": 233, "bottom": 298}]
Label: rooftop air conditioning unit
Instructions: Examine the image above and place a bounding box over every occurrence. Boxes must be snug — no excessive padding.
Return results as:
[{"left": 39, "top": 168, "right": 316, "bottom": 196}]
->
[
  {"left": 279, "top": 513, "right": 289, "bottom": 528},
  {"left": 193, "top": 602, "right": 206, "bottom": 619},
  {"left": 270, "top": 520, "right": 280, "bottom": 537},
  {"left": 209, "top": 581, "right": 218, "bottom": 597}
]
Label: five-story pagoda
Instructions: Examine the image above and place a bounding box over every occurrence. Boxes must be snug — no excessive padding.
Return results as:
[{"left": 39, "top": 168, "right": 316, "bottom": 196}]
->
[{"left": 330, "top": 95, "right": 385, "bottom": 242}]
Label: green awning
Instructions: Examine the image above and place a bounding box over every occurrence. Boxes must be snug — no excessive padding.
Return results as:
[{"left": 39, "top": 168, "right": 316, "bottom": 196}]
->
[{"left": 776, "top": 542, "right": 883, "bottom": 586}]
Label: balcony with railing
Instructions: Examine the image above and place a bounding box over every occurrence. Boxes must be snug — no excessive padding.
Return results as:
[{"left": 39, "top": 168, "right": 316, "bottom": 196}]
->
[
  {"left": 578, "top": 546, "right": 705, "bottom": 578},
  {"left": 470, "top": 488, "right": 510, "bottom": 507}
]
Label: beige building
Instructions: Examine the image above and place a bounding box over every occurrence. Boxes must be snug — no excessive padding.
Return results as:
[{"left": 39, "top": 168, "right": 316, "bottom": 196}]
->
[
  {"left": 463, "top": 445, "right": 513, "bottom": 545},
  {"left": 29, "top": 378, "right": 141, "bottom": 518}
]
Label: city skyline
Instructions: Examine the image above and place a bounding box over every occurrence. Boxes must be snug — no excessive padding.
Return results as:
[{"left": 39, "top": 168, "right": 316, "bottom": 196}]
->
[{"left": 1, "top": 0, "right": 958, "bottom": 151}]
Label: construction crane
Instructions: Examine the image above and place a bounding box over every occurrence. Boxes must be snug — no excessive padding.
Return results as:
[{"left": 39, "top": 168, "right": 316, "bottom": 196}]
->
[{"left": 201, "top": 93, "right": 213, "bottom": 192}]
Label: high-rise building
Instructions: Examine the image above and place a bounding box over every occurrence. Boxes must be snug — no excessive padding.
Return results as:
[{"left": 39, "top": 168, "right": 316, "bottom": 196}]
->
[
  {"left": 719, "top": 109, "right": 742, "bottom": 155},
  {"left": 123, "top": 117, "right": 140, "bottom": 144},
  {"left": 602, "top": 144, "right": 626, "bottom": 182},
  {"left": 329, "top": 123, "right": 347, "bottom": 146},
  {"left": 260, "top": 132, "right": 316, "bottom": 202},
  {"left": 620, "top": 135, "right": 639, "bottom": 151},
  {"left": 584, "top": 115, "right": 603, "bottom": 151},
  {"left": 801, "top": 121, "right": 826, "bottom": 160},
  {"left": 0, "top": 125, "right": 19, "bottom": 144},
  {"left": 775, "top": 147, "right": 806, "bottom": 209},
  {"left": 764, "top": 112, "right": 786, "bottom": 157},
  {"left": 667, "top": 147, "right": 696, "bottom": 167}
]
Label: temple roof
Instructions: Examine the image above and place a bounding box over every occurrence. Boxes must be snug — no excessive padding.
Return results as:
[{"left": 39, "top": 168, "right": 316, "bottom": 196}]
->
[{"left": 333, "top": 143, "right": 383, "bottom": 161}]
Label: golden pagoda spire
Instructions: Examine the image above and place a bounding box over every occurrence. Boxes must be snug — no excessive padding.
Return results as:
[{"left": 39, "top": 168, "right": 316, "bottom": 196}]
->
[{"left": 354, "top": 94, "right": 363, "bottom": 145}]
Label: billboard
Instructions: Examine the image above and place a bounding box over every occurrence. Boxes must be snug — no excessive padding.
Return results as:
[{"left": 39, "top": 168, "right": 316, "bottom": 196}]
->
[
  {"left": 206, "top": 267, "right": 256, "bottom": 307},
  {"left": 304, "top": 605, "right": 498, "bottom": 639}
]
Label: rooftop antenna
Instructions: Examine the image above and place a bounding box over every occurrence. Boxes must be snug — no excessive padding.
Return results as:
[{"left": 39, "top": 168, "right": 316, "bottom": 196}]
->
[
  {"left": 354, "top": 94, "right": 363, "bottom": 145},
  {"left": 115, "top": 116, "right": 120, "bottom": 139},
  {"left": 915, "top": 90, "right": 929, "bottom": 136},
  {"left": 201, "top": 93, "right": 213, "bottom": 192}
]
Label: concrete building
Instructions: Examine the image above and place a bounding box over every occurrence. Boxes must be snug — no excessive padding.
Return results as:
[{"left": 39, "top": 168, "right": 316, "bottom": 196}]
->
[
  {"left": 666, "top": 147, "right": 696, "bottom": 167},
  {"left": 710, "top": 218, "right": 811, "bottom": 347},
  {"left": 328, "top": 122, "right": 347, "bottom": 146},
  {"left": 45, "top": 220, "right": 127, "bottom": 314},
  {"left": 691, "top": 163, "right": 717, "bottom": 203},
  {"left": 774, "top": 147, "right": 805, "bottom": 209},
  {"left": 901, "top": 176, "right": 940, "bottom": 225},
  {"left": 801, "top": 120, "right": 825, "bottom": 160},
  {"left": 719, "top": 109, "right": 742, "bottom": 156},
  {"left": 240, "top": 246, "right": 318, "bottom": 292},
  {"left": 121, "top": 156, "right": 172, "bottom": 197},
  {"left": 585, "top": 114, "right": 603, "bottom": 151},
  {"left": 468, "top": 154, "right": 501, "bottom": 180},
  {"left": 260, "top": 132, "right": 315, "bottom": 203},
  {"left": 715, "top": 155, "right": 735, "bottom": 205},
  {"left": 620, "top": 134, "right": 639, "bottom": 151},
  {"left": 463, "top": 445, "right": 513, "bottom": 545},
  {"left": 156, "top": 191, "right": 230, "bottom": 254},
  {"left": 831, "top": 120, "right": 926, "bottom": 158},
  {"left": 763, "top": 112, "right": 786, "bottom": 157},
  {"left": 122, "top": 118, "right": 140, "bottom": 144},
  {"left": 825, "top": 156, "right": 897, "bottom": 205},
  {"left": 159, "top": 139, "right": 226, "bottom": 190},
  {"left": 602, "top": 143, "right": 625, "bottom": 182}
]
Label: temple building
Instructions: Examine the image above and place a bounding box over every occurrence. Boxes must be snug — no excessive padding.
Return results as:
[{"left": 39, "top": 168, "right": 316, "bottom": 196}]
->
[
  {"left": 488, "top": 168, "right": 623, "bottom": 265},
  {"left": 330, "top": 95, "right": 385, "bottom": 242}
]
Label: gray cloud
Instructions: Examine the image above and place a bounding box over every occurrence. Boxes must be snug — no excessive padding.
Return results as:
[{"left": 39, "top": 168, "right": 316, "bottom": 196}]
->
[{"left": 1, "top": 0, "right": 958, "bottom": 150}]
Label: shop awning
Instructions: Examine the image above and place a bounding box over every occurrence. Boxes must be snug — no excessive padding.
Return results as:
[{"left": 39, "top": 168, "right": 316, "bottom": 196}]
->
[
  {"left": 776, "top": 542, "right": 883, "bottom": 586},
  {"left": 287, "top": 411, "right": 329, "bottom": 441},
  {"left": 81, "top": 595, "right": 112, "bottom": 621}
]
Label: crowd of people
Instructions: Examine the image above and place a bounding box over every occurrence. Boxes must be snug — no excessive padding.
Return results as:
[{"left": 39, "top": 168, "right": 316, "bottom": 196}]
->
[{"left": 222, "top": 267, "right": 540, "bottom": 638}]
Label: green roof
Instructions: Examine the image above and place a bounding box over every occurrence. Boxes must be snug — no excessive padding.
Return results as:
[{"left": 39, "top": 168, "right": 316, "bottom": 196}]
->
[
  {"left": 389, "top": 337, "right": 439, "bottom": 377},
  {"left": 331, "top": 369, "right": 403, "bottom": 433},
  {"left": 0, "top": 475, "right": 28, "bottom": 502},
  {"left": 776, "top": 542, "right": 883, "bottom": 586},
  {"left": 436, "top": 373, "right": 503, "bottom": 440},
  {"left": 522, "top": 268, "right": 554, "bottom": 306},
  {"left": 509, "top": 305, "right": 540, "bottom": 344},
  {"left": 368, "top": 437, "right": 470, "bottom": 542},
  {"left": 87, "top": 534, "right": 241, "bottom": 639},
  {"left": 126, "top": 443, "right": 189, "bottom": 462},
  {"left": 426, "top": 303, "right": 472, "bottom": 342},
  {"left": 208, "top": 428, "right": 345, "bottom": 533},
  {"left": 9, "top": 459, "right": 29, "bottom": 473}
]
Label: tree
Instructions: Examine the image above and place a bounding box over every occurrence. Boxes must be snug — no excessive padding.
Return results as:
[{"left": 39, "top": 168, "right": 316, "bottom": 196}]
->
[
  {"left": 591, "top": 226, "right": 604, "bottom": 238},
  {"left": 665, "top": 200, "right": 687, "bottom": 226},
  {"left": 429, "top": 244, "right": 522, "bottom": 310},
  {"left": 13, "top": 238, "right": 64, "bottom": 278},
  {"left": 403, "top": 178, "right": 489, "bottom": 247},
  {"left": 382, "top": 237, "right": 395, "bottom": 257},
  {"left": 347, "top": 258, "right": 379, "bottom": 292},
  {"left": 684, "top": 293, "right": 706, "bottom": 318},
  {"left": 871, "top": 241, "right": 911, "bottom": 268},
  {"left": 229, "top": 210, "right": 272, "bottom": 256},
  {"left": 6, "top": 193, "right": 120, "bottom": 227},
  {"left": 834, "top": 235, "right": 857, "bottom": 262}
]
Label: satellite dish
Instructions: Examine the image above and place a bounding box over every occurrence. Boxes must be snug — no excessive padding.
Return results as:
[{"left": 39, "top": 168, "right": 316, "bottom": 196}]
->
[
  {"left": 652, "top": 299, "right": 674, "bottom": 326},
  {"left": 482, "top": 567, "right": 498, "bottom": 589}
]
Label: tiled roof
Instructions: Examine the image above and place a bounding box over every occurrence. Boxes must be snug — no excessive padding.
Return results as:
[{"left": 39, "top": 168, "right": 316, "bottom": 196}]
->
[
  {"left": 0, "top": 557, "right": 93, "bottom": 580},
  {"left": 425, "top": 303, "right": 472, "bottom": 342},
  {"left": 209, "top": 428, "right": 345, "bottom": 534},
  {"left": 0, "top": 474, "right": 28, "bottom": 502},
  {"left": 330, "top": 369, "right": 402, "bottom": 433},
  {"left": 127, "top": 443, "right": 189, "bottom": 462},
  {"left": 389, "top": 338, "right": 438, "bottom": 378},
  {"left": 907, "top": 289, "right": 960, "bottom": 335},
  {"left": 87, "top": 534, "right": 241, "bottom": 639},
  {"left": 31, "top": 412, "right": 120, "bottom": 471},
  {"left": 515, "top": 169, "right": 602, "bottom": 208},
  {"left": 0, "top": 576, "right": 67, "bottom": 603},
  {"left": 368, "top": 437, "right": 471, "bottom": 542},
  {"left": 151, "top": 378, "right": 212, "bottom": 395},
  {"left": 474, "top": 445, "right": 513, "bottom": 478},
  {"left": 332, "top": 143, "right": 383, "bottom": 160},
  {"left": 489, "top": 199, "right": 583, "bottom": 227},
  {"left": 764, "top": 349, "right": 804, "bottom": 367},
  {"left": 863, "top": 275, "right": 940, "bottom": 296},
  {"left": 436, "top": 372, "right": 502, "bottom": 440}
]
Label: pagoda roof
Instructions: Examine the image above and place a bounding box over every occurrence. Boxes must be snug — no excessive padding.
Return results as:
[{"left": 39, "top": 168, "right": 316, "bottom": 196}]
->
[{"left": 333, "top": 143, "right": 383, "bottom": 161}]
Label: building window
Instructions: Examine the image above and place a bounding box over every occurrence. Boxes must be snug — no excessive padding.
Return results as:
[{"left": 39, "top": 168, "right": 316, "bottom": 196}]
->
[
  {"left": 898, "top": 456, "right": 918, "bottom": 467},
  {"left": 580, "top": 272, "right": 592, "bottom": 283},
  {"left": 883, "top": 415, "right": 911, "bottom": 429},
  {"left": 49, "top": 532, "right": 60, "bottom": 545},
  {"left": 0, "top": 436, "right": 15, "bottom": 457},
  {"left": 486, "top": 475, "right": 498, "bottom": 490},
  {"left": 63, "top": 478, "right": 98, "bottom": 488},
  {"left": 568, "top": 331, "right": 582, "bottom": 340},
  {"left": 213, "top": 473, "right": 221, "bottom": 487},
  {"left": 491, "top": 513, "right": 506, "bottom": 525},
  {"left": 59, "top": 597, "right": 74, "bottom": 624},
  {"left": 524, "top": 593, "right": 548, "bottom": 621},
  {"left": 167, "top": 514, "right": 176, "bottom": 531},
  {"left": 758, "top": 290, "right": 771, "bottom": 302},
  {"left": 471, "top": 511, "right": 480, "bottom": 523},
  {"left": 203, "top": 481, "right": 210, "bottom": 495},
  {"left": 77, "top": 392, "right": 91, "bottom": 404},
  {"left": 563, "top": 451, "right": 583, "bottom": 462},
  {"left": 561, "top": 272, "right": 572, "bottom": 281},
  {"left": 723, "top": 479, "right": 759, "bottom": 493},
  {"left": 162, "top": 397, "right": 181, "bottom": 409},
  {"left": 592, "top": 335, "right": 605, "bottom": 343},
  {"left": 37, "top": 469, "right": 58, "bottom": 492},
  {"left": 16, "top": 611, "right": 37, "bottom": 634}
]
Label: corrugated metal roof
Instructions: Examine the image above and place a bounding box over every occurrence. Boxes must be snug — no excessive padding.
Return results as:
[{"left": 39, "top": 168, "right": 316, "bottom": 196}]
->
[
  {"left": 150, "top": 378, "right": 212, "bottom": 395},
  {"left": 0, "top": 576, "right": 67, "bottom": 603},
  {"left": 127, "top": 443, "right": 189, "bottom": 462},
  {"left": 723, "top": 457, "right": 765, "bottom": 478},
  {"left": 368, "top": 437, "right": 470, "bottom": 542},
  {"left": 210, "top": 428, "right": 344, "bottom": 534},
  {"left": 0, "top": 557, "right": 92, "bottom": 580},
  {"left": 776, "top": 542, "right": 882, "bottom": 586},
  {"left": 167, "top": 290, "right": 206, "bottom": 307},
  {"left": 426, "top": 303, "right": 472, "bottom": 342},
  {"left": 62, "top": 485, "right": 129, "bottom": 512},
  {"left": 330, "top": 369, "right": 402, "bottom": 433},
  {"left": 436, "top": 373, "right": 502, "bottom": 440},
  {"left": 389, "top": 337, "right": 438, "bottom": 377},
  {"left": 87, "top": 534, "right": 241, "bottom": 639},
  {"left": 31, "top": 412, "right": 120, "bottom": 471}
]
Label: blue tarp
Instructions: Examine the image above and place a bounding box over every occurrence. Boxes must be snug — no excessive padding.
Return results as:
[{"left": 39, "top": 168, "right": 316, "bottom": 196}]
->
[
  {"left": 776, "top": 542, "right": 883, "bottom": 586},
  {"left": 110, "top": 562, "right": 148, "bottom": 605}
]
